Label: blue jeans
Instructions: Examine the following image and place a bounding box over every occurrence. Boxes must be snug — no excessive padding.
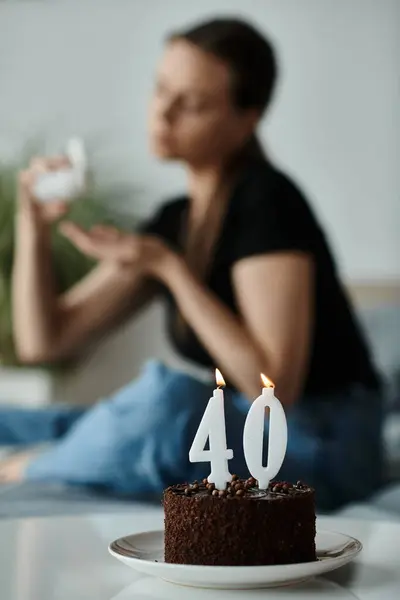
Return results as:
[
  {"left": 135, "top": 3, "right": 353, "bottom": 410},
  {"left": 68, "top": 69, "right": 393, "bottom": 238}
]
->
[{"left": 0, "top": 360, "right": 383, "bottom": 510}]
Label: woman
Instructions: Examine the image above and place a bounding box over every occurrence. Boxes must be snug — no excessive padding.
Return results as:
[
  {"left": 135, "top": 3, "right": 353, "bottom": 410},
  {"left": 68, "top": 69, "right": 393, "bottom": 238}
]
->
[{"left": 0, "top": 18, "right": 382, "bottom": 510}]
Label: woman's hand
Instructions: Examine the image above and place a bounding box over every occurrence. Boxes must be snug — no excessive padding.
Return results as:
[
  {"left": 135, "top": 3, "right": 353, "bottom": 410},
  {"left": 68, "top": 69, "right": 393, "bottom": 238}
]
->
[
  {"left": 18, "top": 156, "right": 72, "bottom": 231},
  {"left": 59, "top": 222, "right": 180, "bottom": 279}
]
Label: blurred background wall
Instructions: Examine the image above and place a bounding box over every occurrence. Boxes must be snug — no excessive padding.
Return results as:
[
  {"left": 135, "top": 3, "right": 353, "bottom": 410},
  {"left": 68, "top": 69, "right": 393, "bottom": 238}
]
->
[{"left": 0, "top": 0, "right": 399, "bottom": 404}]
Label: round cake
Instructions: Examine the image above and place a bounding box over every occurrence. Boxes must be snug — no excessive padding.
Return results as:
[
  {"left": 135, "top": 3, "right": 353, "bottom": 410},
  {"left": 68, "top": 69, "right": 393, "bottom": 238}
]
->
[{"left": 164, "top": 476, "right": 316, "bottom": 566}]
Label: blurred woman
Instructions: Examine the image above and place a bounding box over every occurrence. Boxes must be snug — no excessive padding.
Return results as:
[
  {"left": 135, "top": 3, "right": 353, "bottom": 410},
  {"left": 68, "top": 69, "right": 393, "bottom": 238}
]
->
[{"left": 0, "top": 18, "right": 383, "bottom": 510}]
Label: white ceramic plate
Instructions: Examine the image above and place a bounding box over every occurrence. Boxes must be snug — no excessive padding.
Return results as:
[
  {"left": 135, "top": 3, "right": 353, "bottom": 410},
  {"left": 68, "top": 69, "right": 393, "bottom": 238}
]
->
[{"left": 108, "top": 529, "right": 362, "bottom": 590}]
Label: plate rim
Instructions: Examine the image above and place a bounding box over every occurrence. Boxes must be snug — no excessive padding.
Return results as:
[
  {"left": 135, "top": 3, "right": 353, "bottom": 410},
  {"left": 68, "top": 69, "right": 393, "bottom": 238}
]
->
[{"left": 108, "top": 527, "right": 363, "bottom": 570}]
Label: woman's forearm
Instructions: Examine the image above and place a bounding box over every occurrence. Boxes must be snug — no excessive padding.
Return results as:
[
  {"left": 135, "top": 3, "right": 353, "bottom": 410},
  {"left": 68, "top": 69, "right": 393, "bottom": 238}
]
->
[
  {"left": 161, "top": 258, "right": 267, "bottom": 399},
  {"left": 12, "top": 218, "right": 59, "bottom": 363}
]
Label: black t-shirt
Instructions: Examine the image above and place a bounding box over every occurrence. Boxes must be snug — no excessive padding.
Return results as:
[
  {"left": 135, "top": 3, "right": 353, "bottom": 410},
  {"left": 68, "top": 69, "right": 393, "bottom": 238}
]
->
[{"left": 141, "top": 160, "right": 381, "bottom": 396}]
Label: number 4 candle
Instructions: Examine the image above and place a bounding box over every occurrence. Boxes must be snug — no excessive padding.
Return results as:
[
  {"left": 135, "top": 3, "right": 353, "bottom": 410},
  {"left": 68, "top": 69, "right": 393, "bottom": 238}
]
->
[{"left": 189, "top": 369, "right": 233, "bottom": 490}]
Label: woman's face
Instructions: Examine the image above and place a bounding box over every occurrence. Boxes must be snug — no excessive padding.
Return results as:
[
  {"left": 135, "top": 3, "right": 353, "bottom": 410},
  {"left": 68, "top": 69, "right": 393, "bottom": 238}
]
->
[{"left": 148, "top": 40, "right": 257, "bottom": 166}]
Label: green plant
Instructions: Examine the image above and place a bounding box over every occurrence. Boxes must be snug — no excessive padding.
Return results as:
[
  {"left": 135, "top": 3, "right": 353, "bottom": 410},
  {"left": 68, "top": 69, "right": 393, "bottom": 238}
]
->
[{"left": 0, "top": 156, "right": 135, "bottom": 368}]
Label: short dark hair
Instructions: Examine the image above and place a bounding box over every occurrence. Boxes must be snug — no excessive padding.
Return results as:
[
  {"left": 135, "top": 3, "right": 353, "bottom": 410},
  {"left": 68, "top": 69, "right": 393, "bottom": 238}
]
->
[{"left": 169, "top": 17, "right": 278, "bottom": 115}]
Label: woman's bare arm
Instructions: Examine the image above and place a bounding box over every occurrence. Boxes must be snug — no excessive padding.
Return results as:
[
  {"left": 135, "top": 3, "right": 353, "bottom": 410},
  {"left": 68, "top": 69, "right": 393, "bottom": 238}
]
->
[
  {"left": 13, "top": 230, "right": 157, "bottom": 364},
  {"left": 160, "top": 252, "right": 314, "bottom": 405},
  {"left": 12, "top": 167, "right": 157, "bottom": 365}
]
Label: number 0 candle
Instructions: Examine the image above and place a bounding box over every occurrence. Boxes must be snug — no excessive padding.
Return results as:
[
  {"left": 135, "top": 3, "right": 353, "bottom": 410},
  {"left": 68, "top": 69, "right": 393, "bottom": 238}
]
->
[
  {"left": 243, "top": 374, "right": 288, "bottom": 490},
  {"left": 189, "top": 369, "right": 233, "bottom": 490}
]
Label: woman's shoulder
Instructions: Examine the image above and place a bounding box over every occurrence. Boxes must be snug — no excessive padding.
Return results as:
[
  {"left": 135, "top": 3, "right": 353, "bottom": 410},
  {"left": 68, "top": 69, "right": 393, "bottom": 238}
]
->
[
  {"left": 226, "top": 160, "right": 324, "bottom": 260},
  {"left": 138, "top": 195, "right": 187, "bottom": 239},
  {"left": 235, "top": 160, "right": 311, "bottom": 213},
  {"left": 154, "top": 194, "right": 188, "bottom": 218}
]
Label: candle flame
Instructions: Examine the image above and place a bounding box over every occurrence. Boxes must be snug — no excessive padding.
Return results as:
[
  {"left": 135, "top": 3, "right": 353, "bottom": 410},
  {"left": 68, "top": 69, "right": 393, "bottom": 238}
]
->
[
  {"left": 215, "top": 368, "right": 226, "bottom": 388},
  {"left": 261, "top": 373, "right": 275, "bottom": 388}
]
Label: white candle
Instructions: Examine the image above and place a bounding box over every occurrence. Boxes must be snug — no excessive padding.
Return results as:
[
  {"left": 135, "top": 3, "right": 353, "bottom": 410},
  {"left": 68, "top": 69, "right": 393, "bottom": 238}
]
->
[
  {"left": 189, "top": 369, "right": 233, "bottom": 490},
  {"left": 243, "top": 374, "right": 287, "bottom": 490},
  {"left": 34, "top": 137, "right": 87, "bottom": 203}
]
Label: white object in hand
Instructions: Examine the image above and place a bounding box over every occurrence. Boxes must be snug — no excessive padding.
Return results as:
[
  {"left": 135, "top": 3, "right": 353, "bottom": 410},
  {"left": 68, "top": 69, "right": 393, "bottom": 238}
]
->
[
  {"left": 189, "top": 369, "right": 233, "bottom": 490},
  {"left": 33, "top": 138, "right": 87, "bottom": 203},
  {"left": 243, "top": 374, "right": 287, "bottom": 490}
]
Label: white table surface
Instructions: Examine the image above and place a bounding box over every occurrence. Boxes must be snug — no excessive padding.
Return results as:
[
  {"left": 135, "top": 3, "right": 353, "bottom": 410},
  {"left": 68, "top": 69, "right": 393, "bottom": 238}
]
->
[{"left": 0, "top": 505, "right": 399, "bottom": 600}]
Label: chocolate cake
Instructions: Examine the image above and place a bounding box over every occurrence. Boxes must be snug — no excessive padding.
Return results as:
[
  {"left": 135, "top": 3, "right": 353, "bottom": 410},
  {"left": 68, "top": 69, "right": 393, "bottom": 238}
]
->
[{"left": 164, "top": 476, "right": 316, "bottom": 566}]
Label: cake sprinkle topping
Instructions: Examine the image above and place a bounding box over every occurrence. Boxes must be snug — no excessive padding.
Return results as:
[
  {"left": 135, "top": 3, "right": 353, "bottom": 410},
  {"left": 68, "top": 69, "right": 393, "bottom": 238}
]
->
[{"left": 167, "top": 475, "right": 312, "bottom": 499}]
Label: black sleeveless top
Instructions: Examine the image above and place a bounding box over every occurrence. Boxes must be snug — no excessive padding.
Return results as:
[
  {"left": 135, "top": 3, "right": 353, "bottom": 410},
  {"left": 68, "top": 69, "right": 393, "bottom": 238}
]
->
[{"left": 141, "top": 160, "right": 381, "bottom": 396}]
